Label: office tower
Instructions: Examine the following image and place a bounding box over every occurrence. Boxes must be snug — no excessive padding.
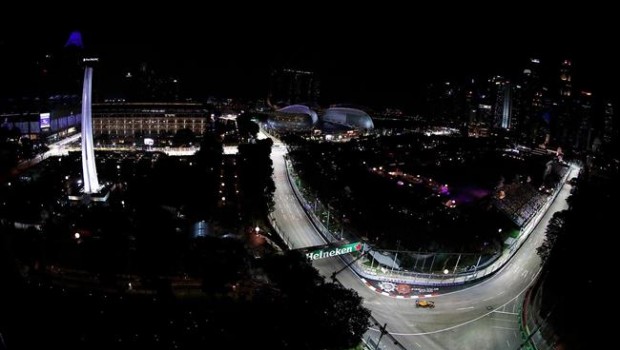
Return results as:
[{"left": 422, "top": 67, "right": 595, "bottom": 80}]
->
[
  {"left": 494, "top": 79, "right": 513, "bottom": 130},
  {"left": 268, "top": 68, "right": 320, "bottom": 107}
]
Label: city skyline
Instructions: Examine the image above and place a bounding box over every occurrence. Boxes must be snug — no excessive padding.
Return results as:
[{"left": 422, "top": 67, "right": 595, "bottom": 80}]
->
[{"left": 1, "top": 13, "right": 618, "bottom": 110}]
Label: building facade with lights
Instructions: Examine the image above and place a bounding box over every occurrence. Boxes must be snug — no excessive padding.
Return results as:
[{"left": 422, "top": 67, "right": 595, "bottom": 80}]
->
[{"left": 92, "top": 102, "right": 210, "bottom": 137}]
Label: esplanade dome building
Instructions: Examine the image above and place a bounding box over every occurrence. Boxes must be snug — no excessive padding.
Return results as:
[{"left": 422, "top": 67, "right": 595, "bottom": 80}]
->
[
  {"left": 267, "top": 104, "right": 318, "bottom": 130},
  {"left": 321, "top": 107, "right": 374, "bottom": 130}
]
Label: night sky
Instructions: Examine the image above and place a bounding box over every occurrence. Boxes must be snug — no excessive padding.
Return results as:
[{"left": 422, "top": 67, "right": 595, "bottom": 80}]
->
[{"left": 1, "top": 8, "right": 618, "bottom": 111}]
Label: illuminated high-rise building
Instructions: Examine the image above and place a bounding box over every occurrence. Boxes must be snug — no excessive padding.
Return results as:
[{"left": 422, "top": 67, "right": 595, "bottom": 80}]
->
[
  {"left": 494, "top": 79, "right": 513, "bottom": 130},
  {"left": 516, "top": 58, "right": 548, "bottom": 145},
  {"left": 501, "top": 83, "right": 513, "bottom": 129},
  {"left": 602, "top": 101, "right": 615, "bottom": 146},
  {"left": 559, "top": 59, "right": 572, "bottom": 99},
  {"left": 473, "top": 76, "right": 499, "bottom": 129},
  {"left": 554, "top": 59, "right": 575, "bottom": 148}
]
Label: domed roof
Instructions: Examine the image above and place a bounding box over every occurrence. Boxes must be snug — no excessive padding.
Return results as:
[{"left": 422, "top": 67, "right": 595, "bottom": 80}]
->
[
  {"left": 322, "top": 107, "right": 374, "bottom": 130},
  {"left": 276, "top": 104, "right": 318, "bottom": 124}
]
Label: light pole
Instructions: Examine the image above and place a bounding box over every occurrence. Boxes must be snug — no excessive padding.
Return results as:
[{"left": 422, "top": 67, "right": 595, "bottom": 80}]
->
[
  {"left": 340, "top": 214, "right": 345, "bottom": 240},
  {"left": 472, "top": 255, "right": 482, "bottom": 276},
  {"left": 325, "top": 205, "right": 330, "bottom": 231},
  {"left": 428, "top": 254, "right": 436, "bottom": 276},
  {"left": 376, "top": 323, "right": 388, "bottom": 350},
  {"left": 390, "top": 240, "right": 400, "bottom": 275}
]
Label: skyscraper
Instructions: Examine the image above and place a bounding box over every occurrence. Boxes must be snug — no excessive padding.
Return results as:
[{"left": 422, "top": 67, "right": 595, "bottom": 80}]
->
[
  {"left": 268, "top": 68, "right": 320, "bottom": 107},
  {"left": 426, "top": 80, "right": 468, "bottom": 128},
  {"left": 516, "top": 58, "right": 548, "bottom": 145},
  {"left": 501, "top": 83, "right": 513, "bottom": 129},
  {"left": 559, "top": 59, "right": 572, "bottom": 98},
  {"left": 494, "top": 79, "right": 513, "bottom": 130},
  {"left": 554, "top": 59, "right": 575, "bottom": 148},
  {"left": 574, "top": 91, "right": 593, "bottom": 151},
  {"left": 602, "top": 101, "right": 615, "bottom": 146}
]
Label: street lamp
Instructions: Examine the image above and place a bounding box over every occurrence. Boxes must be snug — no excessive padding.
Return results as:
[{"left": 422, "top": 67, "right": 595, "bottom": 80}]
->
[
  {"left": 340, "top": 214, "right": 345, "bottom": 240},
  {"left": 375, "top": 323, "right": 388, "bottom": 350},
  {"left": 255, "top": 226, "right": 260, "bottom": 235},
  {"left": 391, "top": 240, "right": 401, "bottom": 275}
]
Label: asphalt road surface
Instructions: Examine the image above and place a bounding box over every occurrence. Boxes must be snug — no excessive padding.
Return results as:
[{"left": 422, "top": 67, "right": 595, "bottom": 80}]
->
[
  {"left": 266, "top": 131, "right": 578, "bottom": 349},
  {"left": 270, "top": 139, "right": 326, "bottom": 249}
]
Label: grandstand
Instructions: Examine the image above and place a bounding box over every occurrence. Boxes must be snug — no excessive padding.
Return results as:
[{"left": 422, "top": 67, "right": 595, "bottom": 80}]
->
[{"left": 494, "top": 183, "right": 548, "bottom": 227}]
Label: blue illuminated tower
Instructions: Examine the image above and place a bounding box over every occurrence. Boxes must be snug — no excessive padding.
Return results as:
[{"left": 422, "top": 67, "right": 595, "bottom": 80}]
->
[
  {"left": 493, "top": 79, "right": 513, "bottom": 130},
  {"left": 500, "top": 82, "right": 512, "bottom": 129},
  {"left": 81, "top": 58, "right": 100, "bottom": 193}
]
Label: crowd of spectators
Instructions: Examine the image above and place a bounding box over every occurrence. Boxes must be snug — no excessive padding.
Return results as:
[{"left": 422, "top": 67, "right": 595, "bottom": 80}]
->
[{"left": 494, "top": 183, "right": 548, "bottom": 226}]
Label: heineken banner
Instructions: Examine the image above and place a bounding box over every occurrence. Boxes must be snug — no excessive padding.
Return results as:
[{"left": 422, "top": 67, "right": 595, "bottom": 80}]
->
[{"left": 306, "top": 242, "right": 364, "bottom": 260}]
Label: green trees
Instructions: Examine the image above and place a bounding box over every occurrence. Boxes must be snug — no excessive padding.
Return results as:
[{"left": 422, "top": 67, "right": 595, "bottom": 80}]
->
[{"left": 536, "top": 211, "right": 567, "bottom": 263}]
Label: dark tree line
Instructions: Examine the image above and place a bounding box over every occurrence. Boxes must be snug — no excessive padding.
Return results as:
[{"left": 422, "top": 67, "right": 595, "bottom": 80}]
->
[
  {"left": 238, "top": 138, "right": 275, "bottom": 221},
  {"left": 285, "top": 134, "right": 515, "bottom": 252},
  {"left": 236, "top": 113, "right": 260, "bottom": 141},
  {"left": 535, "top": 170, "right": 614, "bottom": 349},
  {"left": 0, "top": 240, "right": 370, "bottom": 350}
]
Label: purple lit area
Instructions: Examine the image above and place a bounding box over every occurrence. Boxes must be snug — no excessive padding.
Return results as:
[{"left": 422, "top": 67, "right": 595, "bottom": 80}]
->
[
  {"left": 451, "top": 186, "right": 490, "bottom": 204},
  {"left": 64, "top": 31, "right": 84, "bottom": 48},
  {"left": 439, "top": 183, "right": 450, "bottom": 195}
]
